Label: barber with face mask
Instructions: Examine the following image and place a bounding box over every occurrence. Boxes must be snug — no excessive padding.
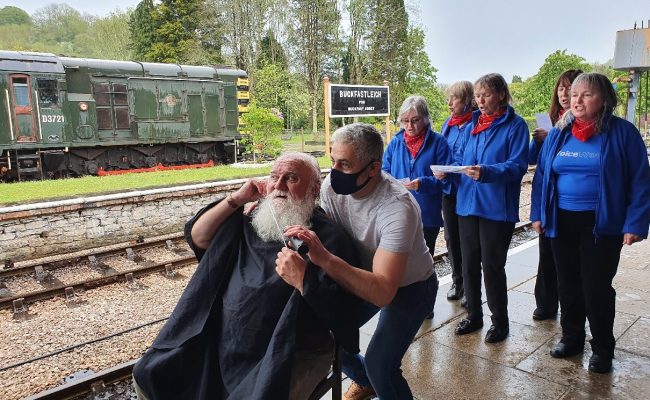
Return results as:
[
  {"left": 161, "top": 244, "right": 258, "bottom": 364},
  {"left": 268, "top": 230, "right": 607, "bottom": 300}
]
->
[{"left": 283, "top": 123, "right": 438, "bottom": 400}]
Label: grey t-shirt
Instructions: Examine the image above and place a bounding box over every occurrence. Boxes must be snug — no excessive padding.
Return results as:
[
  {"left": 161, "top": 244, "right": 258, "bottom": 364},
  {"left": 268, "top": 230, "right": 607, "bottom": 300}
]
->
[{"left": 320, "top": 172, "right": 435, "bottom": 287}]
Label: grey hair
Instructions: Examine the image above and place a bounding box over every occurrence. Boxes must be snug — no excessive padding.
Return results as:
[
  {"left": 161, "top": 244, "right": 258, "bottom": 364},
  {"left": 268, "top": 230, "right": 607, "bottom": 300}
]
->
[
  {"left": 331, "top": 122, "right": 384, "bottom": 165},
  {"left": 474, "top": 73, "right": 512, "bottom": 106},
  {"left": 446, "top": 80, "right": 474, "bottom": 109},
  {"left": 398, "top": 95, "right": 431, "bottom": 127},
  {"left": 556, "top": 72, "right": 617, "bottom": 133},
  {"left": 274, "top": 151, "right": 321, "bottom": 195}
]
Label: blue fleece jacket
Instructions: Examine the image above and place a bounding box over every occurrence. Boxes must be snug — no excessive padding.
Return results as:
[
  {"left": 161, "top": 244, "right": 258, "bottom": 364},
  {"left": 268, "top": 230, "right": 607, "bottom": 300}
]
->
[
  {"left": 441, "top": 116, "right": 472, "bottom": 195},
  {"left": 455, "top": 106, "right": 529, "bottom": 222},
  {"left": 382, "top": 126, "right": 451, "bottom": 228},
  {"left": 530, "top": 114, "right": 650, "bottom": 238}
]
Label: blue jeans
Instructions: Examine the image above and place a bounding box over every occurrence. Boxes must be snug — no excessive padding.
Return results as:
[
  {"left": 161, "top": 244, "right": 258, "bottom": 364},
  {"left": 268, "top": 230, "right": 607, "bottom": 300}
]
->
[{"left": 342, "top": 273, "right": 438, "bottom": 399}]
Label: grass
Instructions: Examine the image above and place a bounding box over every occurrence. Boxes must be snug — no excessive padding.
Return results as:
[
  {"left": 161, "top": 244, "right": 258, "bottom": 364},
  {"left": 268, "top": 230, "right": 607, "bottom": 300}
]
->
[{"left": 0, "top": 155, "right": 332, "bottom": 206}]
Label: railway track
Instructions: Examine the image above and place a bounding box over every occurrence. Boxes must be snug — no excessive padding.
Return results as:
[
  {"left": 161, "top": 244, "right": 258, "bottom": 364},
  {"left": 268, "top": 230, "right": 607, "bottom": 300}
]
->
[{"left": 0, "top": 234, "right": 191, "bottom": 311}]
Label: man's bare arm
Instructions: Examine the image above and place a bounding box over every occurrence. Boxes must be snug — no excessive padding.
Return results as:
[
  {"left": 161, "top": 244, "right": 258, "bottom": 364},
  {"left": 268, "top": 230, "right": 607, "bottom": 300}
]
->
[{"left": 191, "top": 179, "right": 266, "bottom": 249}]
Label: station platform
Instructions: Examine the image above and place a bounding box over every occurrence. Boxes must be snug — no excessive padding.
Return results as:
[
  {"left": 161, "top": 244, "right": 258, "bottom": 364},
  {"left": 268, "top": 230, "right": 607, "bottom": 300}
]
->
[{"left": 347, "top": 237, "right": 650, "bottom": 399}]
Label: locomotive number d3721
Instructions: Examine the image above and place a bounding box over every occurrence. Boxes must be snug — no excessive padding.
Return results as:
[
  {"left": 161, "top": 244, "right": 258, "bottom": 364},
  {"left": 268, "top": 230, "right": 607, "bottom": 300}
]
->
[{"left": 0, "top": 50, "right": 248, "bottom": 181}]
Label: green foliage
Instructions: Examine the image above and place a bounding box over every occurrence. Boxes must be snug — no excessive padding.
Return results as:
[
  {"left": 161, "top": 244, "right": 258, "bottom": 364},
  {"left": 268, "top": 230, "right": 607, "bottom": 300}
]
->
[
  {"left": 0, "top": 4, "right": 132, "bottom": 59},
  {"left": 146, "top": 0, "right": 201, "bottom": 63},
  {"left": 0, "top": 24, "right": 33, "bottom": 51},
  {"left": 256, "top": 30, "right": 288, "bottom": 69},
  {"left": 129, "top": 0, "right": 155, "bottom": 60},
  {"left": 291, "top": 0, "right": 340, "bottom": 132},
  {"left": 84, "top": 12, "right": 132, "bottom": 60},
  {"left": 402, "top": 27, "right": 447, "bottom": 127},
  {"left": 0, "top": 6, "right": 31, "bottom": 25},
  {"left": 253, "top": 64, "right": 310, "bottom": 129},
  {"left": 515, "top": 50, "right": 591, "bottom": 117},
  {"left": 241, "top": 104, "right": 284, "bottom": 159},
  {"left": 368, "top": 0, "right": 409, "bottom": 120}
]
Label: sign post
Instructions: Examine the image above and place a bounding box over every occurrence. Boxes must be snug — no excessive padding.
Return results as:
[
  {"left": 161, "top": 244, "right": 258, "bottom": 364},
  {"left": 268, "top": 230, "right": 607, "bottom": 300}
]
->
[
  {"left": 383, "top": 80, "right": 391, "bottom": 143},
  {"left": 326, "top": 82, "right": 391, "bottom": 150},
  {"left": 323, "top": 77, "right": 331, "bottom": 157}
]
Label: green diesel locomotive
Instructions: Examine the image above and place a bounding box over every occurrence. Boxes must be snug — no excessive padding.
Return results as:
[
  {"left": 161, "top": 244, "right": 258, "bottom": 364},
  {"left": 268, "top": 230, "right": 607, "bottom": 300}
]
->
[{"left": 0, "top": 50, "right": 249, "bottom": 181}]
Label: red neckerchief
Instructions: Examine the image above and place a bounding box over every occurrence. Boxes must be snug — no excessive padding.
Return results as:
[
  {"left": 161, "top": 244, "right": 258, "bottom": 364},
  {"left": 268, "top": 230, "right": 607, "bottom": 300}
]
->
[
  {"left": 448, "top": 111, "right": 472, "bottom": 127},
  {"left": 557, "top": 108, "right": 566, "bottom": 120},
  {"left": 471, "top": 108, "right": 506, "bottom": 135},
  {"left": 571, "top": 118, "right": 597, "bottom": 142},
  {"left": 404, "top": 131, "right": 426, "bottom": 158}
]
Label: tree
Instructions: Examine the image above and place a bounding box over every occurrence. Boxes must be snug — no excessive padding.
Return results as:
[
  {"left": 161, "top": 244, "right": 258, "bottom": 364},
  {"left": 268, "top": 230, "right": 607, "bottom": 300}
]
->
[
  {"left": 343, "top": 0, "right": 373, "bottom": 85},
  {"left": 241, "top": 104, "right": 284, "bottom": 160},
  {"left": 0, "top": 6, "right": 31, "bottom": 25},
  {"left": 512, "top": 75, "right": 523, "bottom": 83},
  {"left": 515, "top": 50, "right": 591, "bottom": 118},
  {"left": 403, "top": 27, "right": 446, "bottom": 126},
  {"left": 290, "top": 0, "right": 340, "bottom": 133},
  {"left": 147, "top": 0, "right": 201, "bottom": 63},
  {"left": 256, "top": 30, "right": 288, "bottom": 69},
  {"left": 129, "top": 0, "right": 155, "bottom": 61},
  {"left": 367, "top": 0, "right": 409, "bottom": 120}
]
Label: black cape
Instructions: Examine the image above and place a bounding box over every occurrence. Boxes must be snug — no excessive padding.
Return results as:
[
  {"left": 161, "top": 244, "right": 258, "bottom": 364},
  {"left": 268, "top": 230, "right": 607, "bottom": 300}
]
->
[{"left": 133, "top": 202, "right": 361, "bottom": 399}]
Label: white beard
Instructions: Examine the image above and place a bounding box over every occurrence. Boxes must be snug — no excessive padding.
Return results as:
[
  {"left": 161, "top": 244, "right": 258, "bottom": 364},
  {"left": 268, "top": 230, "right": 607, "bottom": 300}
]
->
[{"left": 251, "top": 190, "right": 315, "bottom": 242}]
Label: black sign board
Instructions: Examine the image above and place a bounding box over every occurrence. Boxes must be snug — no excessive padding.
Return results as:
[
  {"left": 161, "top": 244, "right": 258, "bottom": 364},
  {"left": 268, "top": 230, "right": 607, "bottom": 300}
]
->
[{"left": 329, "top": 84, "right": 390, "bottom": 117}]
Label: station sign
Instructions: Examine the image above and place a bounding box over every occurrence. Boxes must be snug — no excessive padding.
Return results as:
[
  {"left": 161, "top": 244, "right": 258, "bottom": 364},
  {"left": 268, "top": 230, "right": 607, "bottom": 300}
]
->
[{"left": 329, "top": 84, "right": 390, "bottom": 117}]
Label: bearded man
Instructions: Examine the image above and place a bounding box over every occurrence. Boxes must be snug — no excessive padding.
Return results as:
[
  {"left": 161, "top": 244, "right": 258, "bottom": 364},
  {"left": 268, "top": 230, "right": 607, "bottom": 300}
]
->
[{"left": 132, "top": 152, "right": 361, "bottom": 400}]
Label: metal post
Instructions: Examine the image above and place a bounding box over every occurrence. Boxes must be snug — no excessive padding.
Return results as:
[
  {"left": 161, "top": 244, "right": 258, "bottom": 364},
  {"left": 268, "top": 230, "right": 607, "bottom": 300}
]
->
[
  {"left": 383, "top": 80, "right": 391, "bottom": 143},
  {"left": 627, "top": 70, "right": 641, "bottom": 123},
  {"left": 323, "top": 77, "right": 331, "bottom": 157}
]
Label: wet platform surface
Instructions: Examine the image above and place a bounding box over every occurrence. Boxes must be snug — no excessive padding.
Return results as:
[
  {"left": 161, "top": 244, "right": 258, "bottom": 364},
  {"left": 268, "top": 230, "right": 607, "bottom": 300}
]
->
[{"left": 345, "top": 238, "right": 650, "bottom": 400}]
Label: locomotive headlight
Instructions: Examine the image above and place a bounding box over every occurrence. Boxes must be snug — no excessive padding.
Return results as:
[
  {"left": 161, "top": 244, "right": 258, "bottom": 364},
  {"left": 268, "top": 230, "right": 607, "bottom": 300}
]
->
[{"left": 79, "top": 102, "right": 88, "bottom": 111}]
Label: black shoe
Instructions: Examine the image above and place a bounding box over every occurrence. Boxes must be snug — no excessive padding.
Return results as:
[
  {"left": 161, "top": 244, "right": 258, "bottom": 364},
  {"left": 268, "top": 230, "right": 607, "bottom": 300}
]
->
[
  {"left": 588, "top": 354, "right": 613, "bottom": 373},
  {"left": 550, "top": 341, "right": 584, "bottom": 358},
  {"left": 484, "top": 325, "right": 509, "bottom": 343},
  {"left": 447, "top": 283, "right": 464, "bottom": 300},
  {"left": 455, "top": 318, "right": 483, "bottom": 335},
  {"left": 532, "top": 308, "right": 558, "bottom": 320},
  {"left": 460, "top": 296, "right": 467, "bottom": 308},
  {"left": 424, "top": 311, "right": 434, "bottom": 320}
]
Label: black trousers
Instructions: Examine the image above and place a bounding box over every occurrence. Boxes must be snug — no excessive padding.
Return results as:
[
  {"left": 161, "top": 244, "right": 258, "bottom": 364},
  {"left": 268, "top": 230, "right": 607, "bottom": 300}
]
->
[
  {"left": 423, "top": 227, "right": 440, "bottom": 256},
  {"left": 534, "top": 234, "right": 558, "bottom": 313},
  {"left": 458, "top": 216, "right": 514, "bottom": 328},
  {"left": 442, "top": 194, "right": 463, "bottom": 286},
  {"left": 550, "top": 209, "right": 622, "bottom": 358}
]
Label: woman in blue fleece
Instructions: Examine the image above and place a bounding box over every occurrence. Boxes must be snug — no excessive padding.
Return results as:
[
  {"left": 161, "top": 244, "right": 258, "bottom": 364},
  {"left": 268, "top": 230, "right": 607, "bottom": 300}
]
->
[
  {"left": 531, "top": 72, "right": 650, "bottom": 374},
  {"left": 529, "top": 69, "right": 582, "bottom": 322},
  {"left": 452, "top": 73, "right": 529, "bottom": 344},
  {"left": 439, "top": 81, "right": 475, "bottom": 303},
  {"left": 382, "top": 95, "right": 451, "bottom": 256}
]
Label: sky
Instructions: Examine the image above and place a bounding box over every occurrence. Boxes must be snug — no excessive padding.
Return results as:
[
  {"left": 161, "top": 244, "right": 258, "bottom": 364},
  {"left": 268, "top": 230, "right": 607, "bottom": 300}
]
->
[{"left": 11, "top": 0, "right": 650, "bottom": 84}]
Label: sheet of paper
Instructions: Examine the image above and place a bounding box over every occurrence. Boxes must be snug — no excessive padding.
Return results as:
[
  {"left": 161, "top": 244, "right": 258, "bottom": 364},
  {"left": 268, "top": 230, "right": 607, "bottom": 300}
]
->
[
  {"left": 429, "top": 165, "right": 468, "bottom": 174},
  {"left": 535, "top": 113, "right": 553, "bottom": 131}
]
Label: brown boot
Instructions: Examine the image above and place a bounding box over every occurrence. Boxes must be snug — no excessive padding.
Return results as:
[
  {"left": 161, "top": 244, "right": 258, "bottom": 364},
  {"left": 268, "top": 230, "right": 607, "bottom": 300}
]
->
[{"left": 343, "top": 381, "right": 376, "bottom": 400}]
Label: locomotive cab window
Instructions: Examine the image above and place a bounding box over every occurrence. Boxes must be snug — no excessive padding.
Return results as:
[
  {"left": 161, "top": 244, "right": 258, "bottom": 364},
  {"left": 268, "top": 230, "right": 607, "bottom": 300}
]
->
[
  {"left": 12, "top": 78, "right": 30, "bottom": 107},
  {"left": 37, "top": 79, "right": 59, "bottom": 105}
]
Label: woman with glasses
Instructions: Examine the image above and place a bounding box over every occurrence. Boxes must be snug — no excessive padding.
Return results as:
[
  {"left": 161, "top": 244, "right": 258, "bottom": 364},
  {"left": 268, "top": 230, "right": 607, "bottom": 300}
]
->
[{"left": 382, "top": 95, "right": 452, "bottom": 263}]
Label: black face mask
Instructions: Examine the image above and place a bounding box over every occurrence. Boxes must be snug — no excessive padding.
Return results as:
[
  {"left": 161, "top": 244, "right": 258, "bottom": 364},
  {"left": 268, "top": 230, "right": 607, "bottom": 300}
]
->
[{"left": 330, "top": 162, "right": 373, "bottom": 195}]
